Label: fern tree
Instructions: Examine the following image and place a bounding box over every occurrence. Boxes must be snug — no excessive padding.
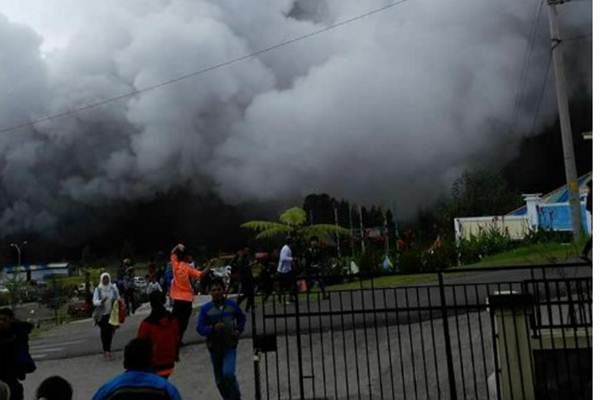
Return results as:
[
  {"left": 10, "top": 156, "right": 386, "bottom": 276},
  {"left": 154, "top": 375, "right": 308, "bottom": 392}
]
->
[{"left": 242, "top": 207, "right": 350, "bottom": 241}]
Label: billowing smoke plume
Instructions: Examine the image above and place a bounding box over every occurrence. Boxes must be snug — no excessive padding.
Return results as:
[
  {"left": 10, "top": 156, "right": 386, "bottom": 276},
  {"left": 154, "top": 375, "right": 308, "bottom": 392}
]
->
[{"left": 0, "top": 0, "right": 591, "bottom": 238}]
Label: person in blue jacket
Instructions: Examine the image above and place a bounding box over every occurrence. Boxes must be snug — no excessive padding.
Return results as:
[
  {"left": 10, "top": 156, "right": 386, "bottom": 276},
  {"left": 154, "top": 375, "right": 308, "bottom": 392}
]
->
[
  {"left": 197, "top": 279, "right": 246, "bottom": 400},
  {"left": 92, "top": 338, "right": 182, "bottom": 400}
]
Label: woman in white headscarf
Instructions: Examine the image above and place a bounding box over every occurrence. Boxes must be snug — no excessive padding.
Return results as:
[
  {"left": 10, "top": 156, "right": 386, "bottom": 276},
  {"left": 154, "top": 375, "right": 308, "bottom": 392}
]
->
[{"left": 93, "top": 272, "right": 120, "bottom": 360}]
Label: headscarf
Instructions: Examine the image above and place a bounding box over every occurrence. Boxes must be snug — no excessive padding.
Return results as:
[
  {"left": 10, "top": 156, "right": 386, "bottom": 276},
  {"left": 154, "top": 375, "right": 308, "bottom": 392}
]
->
[{"left": 98, "top": 272, "right": 111, "bottom": 289}]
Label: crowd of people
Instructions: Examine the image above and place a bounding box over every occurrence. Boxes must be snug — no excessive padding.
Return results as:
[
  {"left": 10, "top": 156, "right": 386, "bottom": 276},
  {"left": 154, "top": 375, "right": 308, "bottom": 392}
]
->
[{"left": 0, "top": 237, "right": 330, "bottom": 400}]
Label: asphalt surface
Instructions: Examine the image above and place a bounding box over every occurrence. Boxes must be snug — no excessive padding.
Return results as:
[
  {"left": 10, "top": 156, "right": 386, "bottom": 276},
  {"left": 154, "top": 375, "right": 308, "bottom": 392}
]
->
[{"left": 28, "top": 264, "right": 591, "bottom": 361}]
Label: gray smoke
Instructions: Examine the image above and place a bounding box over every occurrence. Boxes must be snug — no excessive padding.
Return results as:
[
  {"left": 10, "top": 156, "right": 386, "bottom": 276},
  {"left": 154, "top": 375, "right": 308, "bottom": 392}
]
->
[{"left": 0, "top": 0, "right": 591, "bottom": 237}]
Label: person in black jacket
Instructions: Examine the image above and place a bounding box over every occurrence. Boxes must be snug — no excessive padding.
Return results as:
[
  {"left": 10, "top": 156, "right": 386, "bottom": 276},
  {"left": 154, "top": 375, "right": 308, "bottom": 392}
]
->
[
  {"left": 304, "top": 236, "right": 329, "bottom": 300},
  {"left": 0, "top": 308, "right": 23, "bottom": 400},
  {"left": 235, "top": 248, "right": 255, "bottom": 312}
]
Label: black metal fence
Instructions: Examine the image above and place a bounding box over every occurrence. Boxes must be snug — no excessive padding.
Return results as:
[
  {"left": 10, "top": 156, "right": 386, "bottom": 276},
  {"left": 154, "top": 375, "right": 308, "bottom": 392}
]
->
[{"left": 251, "top": 263, "right": 592, "bottom": 400}]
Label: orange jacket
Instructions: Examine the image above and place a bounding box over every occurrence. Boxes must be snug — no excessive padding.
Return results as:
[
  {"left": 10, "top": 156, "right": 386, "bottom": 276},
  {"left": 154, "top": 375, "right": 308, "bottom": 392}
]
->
[
  {"left": 169, "top": 254, "right": 203, "bottom": 302},
  {"left": 138, "top": 315, "right": 179, "bottom": 377}
]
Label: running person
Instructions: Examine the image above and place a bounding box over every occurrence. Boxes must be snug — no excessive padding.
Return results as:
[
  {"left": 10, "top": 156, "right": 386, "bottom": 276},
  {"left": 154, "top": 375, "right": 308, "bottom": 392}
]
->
[{"left": 197, "top": 279, "right": 246, "bottom": 400}]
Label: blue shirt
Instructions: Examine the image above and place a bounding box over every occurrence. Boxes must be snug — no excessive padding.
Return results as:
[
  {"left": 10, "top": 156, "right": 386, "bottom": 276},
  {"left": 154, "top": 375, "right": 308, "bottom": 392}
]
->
[
  {"left": 197, "top": 299, "right": 246, "bottom": 350},
  {"left": 92, "top": 370, "right": 181, "bottom": 400}
]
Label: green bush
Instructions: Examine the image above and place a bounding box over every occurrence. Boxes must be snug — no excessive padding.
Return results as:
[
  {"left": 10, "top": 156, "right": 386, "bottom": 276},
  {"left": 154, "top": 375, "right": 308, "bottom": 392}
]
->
[
  {"left": 421, "top": 240, "right": 458, "bottom": 272},
  {"left": 522, "top": 228, "right": 573, "bottom": 245},
  {"left": 357, "top": 248, "right": 385, "bottom": 275},
  {"left": 394, "top": 250, "right": 424, "bottom": 274},
  {"left": 457, "top": 226, "right": 516, "bottom": 264}
]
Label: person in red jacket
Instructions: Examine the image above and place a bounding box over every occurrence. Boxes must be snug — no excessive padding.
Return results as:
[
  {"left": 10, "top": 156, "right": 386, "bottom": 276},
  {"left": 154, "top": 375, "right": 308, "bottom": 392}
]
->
[
  {"left": 169, "top": 243, "right": 205, "bottom": 351},
  {"left": 138, "top": 290, "right": 179, "bottom": 378}
]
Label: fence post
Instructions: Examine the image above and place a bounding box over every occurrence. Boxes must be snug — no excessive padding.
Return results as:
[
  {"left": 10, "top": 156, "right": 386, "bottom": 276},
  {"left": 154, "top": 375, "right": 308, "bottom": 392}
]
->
[
  {"left": 294, "top": 290, "right": 305, "bottom": 400},
  {"left": 251, "top": 304, "right": 261, "bottom": 400},
  {"left": 437, "top": 271, "right": 458, "bottom": 400},
  {"left": 488, "top": 293, "right": 535, "bottom": 400}
]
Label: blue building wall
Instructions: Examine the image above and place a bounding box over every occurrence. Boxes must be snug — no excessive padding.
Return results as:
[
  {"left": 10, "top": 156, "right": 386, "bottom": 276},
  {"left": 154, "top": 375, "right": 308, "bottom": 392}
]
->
[{"left": 538, "top": 203, "right": 590, "bottom": 235}]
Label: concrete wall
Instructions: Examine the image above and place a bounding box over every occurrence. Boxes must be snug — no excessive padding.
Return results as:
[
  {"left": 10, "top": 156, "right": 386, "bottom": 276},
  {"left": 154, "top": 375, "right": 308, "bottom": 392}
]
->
[{"left": 454, "top": 216, "right": 530, "bottom": 242}]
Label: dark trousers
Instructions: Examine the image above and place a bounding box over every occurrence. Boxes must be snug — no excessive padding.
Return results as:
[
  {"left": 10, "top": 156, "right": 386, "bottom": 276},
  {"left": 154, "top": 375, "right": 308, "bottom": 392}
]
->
[
  {"left": 307, "top": 273, "right": 327, "bottom": 295},
  {"left": 277, "top": 272, "right": 296, "bottom": 301},
  {"left": 98, "top": 314, "right": 115, "bottom": 352},
  {"left": 237, "top": 281, "right": 255, "bottom": 311},
  {"left": 172, "top": 300, "right": 192, "bottom": 346},
  {"left": 124, "top": 290, "right": 136, "bottom": 315}
]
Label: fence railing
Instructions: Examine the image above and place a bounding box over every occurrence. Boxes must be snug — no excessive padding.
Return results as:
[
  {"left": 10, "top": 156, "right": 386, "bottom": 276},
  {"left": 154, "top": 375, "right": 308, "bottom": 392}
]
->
[{"left": 251, "top": 262, "right": 592, "bottom": 400}]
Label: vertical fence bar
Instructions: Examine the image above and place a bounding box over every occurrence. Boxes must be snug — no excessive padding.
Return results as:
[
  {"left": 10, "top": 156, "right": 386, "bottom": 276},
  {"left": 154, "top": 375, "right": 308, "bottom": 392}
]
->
[
  {"left": 306, "top": 288, "right": 315, "bottom": 397},
  {"left": 473, "top": 285, "right": 491, "bottom": 400},
  {"left": 317, "top": 290, "right": 327, "bottom": 399},
  {"left": 252, "top": 301, "right": 261, "bottom": 400},
  {"left": 382, "top": 288, "right": 397, "bottom": 399},
  {"left": 507, "top": 290, "right": 527, "bottom": 400},
  {"left": 462, "top": 285, "right": 479, "bottom": 400},
  {"left": 360, "top": 284, "right": 373, "bottom": 399},
  {"left": 565, "top": 280, "right": 585, "bottom": 393},
  {"left": 415, "top": 287, "right": 430, "bottom": 399},
  {"left": 496, "top": 283, "right": 515, "bottom": 400},
  {"left": 437, "top": 271, "right": 458, "bottom": 400},
  {"left": 393, "top": 288, "right": 408, "bottom": 400},
  {"left": 339, "top": 290, "right": 351, "bottom": 398},
  {"left": 293, "top": 291, "right": 305, "bottom": 400},
  {"left": 554, "top": 280, "right": 573, "bottom": 396},
  {"left": 451, "top": 285, "right": 467, "bottom": 397},
  {"left": 542, "top": 268, "right": 562, "bottom": 395},
  {"left": 272, "top": 295, "right": 281, "bottom": 399},
  {"left": 370, "top": 278, "right": 384, "bottom": 399},
  {"left": 350, "top": 289, "right": 362, "bottom": 399},
  {"left": 426, "top": 286, "right": 441, "bottom": 399},
  {"left": 404, "top": 288, "right": 419, "bottom": 398},
  {"left": 262, "top": 296, "right": 270, "bottom": 400},
  {"left": 328, "top": 292, "right": 339, "bottom": 399}
]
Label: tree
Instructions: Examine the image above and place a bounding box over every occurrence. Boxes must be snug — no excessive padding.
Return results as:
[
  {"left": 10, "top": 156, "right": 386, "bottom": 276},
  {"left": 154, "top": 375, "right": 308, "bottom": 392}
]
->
[
  {"left": 449, "top": 169, "right": 521, "bottom": 218},
  {"left": 241, "top": 207, "right": 350, "bottom": 241}
]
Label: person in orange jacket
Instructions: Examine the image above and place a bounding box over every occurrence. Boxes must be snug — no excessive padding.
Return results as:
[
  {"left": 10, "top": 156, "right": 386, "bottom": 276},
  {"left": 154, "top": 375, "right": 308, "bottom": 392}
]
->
[{"left": 169, "top": 243, "right": 205, "bottom": 352}]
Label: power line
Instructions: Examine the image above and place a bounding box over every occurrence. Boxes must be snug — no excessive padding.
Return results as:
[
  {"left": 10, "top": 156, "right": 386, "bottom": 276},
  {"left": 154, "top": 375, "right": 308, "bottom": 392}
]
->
[
  {"left": 0, "top": 0, "right": 409, "bottom": 135},
  {"left": 508, "top": 0, "right": 544, "bottom": 136}
]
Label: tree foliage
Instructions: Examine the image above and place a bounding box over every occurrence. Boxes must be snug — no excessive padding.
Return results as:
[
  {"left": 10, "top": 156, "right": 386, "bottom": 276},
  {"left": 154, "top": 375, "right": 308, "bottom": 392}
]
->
[{"left": 242, "top": 207, "right": 350, "bottom": 241}]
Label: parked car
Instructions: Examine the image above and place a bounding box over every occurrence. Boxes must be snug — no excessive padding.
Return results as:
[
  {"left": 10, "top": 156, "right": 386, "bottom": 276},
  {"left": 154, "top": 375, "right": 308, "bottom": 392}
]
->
[{"left": 67, "top": 298, "right": 92, "bottom": 318}]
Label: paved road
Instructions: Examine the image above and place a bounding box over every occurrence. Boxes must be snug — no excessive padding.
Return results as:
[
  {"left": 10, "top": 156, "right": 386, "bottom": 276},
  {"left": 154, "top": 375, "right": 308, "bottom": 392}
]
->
[{"left": 29, "top": 264, "right": 591, "bottom": 361}]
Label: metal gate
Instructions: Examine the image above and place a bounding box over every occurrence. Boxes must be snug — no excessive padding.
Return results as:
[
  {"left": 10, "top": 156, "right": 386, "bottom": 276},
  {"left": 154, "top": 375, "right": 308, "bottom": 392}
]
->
[{"left": 251, "top": 263, "right": 591, "bottom": 400}]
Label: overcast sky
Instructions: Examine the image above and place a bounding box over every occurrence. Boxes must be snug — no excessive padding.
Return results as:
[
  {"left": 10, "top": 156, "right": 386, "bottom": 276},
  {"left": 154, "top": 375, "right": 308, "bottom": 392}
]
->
[{"left": 0, "top": 0, "right": 592, "bottom": 237}]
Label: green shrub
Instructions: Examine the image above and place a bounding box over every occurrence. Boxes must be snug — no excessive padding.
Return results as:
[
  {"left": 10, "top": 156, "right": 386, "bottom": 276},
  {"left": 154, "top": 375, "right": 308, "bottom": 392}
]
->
[
  {"left": 457, "top": 226, "right": 516, "bottom": 264},
  {"left": 522, "top": 228, "right": 573, "bottom": 245},
  {"left": 394, "top": 250, "right": 424, "bottom": 274},
  {"left": 421, "top": 240, "right": 458, "bottom": 272}
]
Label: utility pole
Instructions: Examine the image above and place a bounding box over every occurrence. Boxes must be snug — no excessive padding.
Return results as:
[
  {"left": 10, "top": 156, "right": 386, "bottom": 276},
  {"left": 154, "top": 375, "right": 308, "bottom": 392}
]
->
[
  {"left": 349, "top": 204, "right": 355, "bottom": 258},
  {"left": 546, "top": 0, "right": 583, "bottom": 239},
  {"left": 358, "top": 207, "right": 366, "bottom": 255},
  {"left": 333, "top": 205, "right": 341, "bottom": 258}
]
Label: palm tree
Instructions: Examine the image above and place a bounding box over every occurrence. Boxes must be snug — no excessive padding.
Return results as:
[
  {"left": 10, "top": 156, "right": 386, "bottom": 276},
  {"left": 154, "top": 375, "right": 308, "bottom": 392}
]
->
[{"left": 241, "top": 207, "right": 350, "bottom": 241}]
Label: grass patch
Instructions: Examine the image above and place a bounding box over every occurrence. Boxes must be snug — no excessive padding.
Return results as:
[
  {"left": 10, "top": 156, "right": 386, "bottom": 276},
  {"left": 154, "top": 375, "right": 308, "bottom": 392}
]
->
[
  {"left": 460, "top": 241, "right": 582, "bottom": 268},
  {"left": 326, "top": 273, "right": 438, "bottom": 290}
]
